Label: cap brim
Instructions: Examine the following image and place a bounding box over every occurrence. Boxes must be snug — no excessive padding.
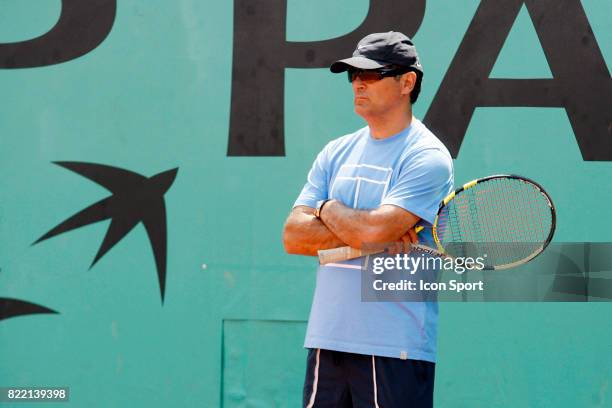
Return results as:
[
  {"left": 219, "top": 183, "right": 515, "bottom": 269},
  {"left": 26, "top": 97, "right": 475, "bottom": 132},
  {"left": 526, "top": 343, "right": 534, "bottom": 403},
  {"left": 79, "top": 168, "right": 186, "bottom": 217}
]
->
[{"left": 329, "top": 56, "right": 386, "bottom": 73}]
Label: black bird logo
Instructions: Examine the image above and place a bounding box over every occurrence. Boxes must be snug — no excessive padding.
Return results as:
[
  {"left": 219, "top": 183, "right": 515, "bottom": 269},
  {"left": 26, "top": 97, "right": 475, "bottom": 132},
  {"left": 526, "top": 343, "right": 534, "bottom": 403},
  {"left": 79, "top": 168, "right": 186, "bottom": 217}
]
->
[
  {"left": 33, "top": 162, "right": 178, "bottom": 303},
  {"left": 0, "top": 298, "right": 58, "bottom": 321}
]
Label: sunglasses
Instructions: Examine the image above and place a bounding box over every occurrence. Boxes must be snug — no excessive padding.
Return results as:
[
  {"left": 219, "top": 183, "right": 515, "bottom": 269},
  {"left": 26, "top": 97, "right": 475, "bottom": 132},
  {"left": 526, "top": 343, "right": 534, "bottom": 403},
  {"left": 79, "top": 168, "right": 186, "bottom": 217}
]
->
[{"left": 347, "top": 67, "right": 407, "bottom": 83}]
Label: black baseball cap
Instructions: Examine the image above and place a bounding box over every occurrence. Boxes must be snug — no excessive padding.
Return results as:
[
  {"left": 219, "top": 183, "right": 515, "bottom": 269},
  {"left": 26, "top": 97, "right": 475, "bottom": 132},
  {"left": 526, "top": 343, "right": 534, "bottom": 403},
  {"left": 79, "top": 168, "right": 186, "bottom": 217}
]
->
[{"left": 330, "top": 31, "right": 423, "bottom": 74}]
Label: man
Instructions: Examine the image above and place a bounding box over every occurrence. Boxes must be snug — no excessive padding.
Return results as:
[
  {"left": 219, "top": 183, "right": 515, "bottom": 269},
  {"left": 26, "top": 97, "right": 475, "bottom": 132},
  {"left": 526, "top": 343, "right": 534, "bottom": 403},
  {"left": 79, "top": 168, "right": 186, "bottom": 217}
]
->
[{"left": 283, "top": 31, "right": 454, "bottom": 407}]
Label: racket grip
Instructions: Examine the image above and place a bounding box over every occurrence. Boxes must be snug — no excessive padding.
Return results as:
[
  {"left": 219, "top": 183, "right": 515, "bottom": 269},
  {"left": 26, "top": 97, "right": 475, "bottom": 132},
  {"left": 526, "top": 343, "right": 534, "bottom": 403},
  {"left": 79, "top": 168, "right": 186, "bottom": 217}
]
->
[{"left": 318, "top": 246, "right": 383, "bottom": 264}]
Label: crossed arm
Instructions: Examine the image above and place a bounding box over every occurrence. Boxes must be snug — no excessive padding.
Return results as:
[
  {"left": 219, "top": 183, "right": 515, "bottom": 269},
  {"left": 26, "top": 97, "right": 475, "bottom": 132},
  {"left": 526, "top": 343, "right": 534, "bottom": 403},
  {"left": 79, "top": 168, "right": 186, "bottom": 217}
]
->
[{"left": 282, "top": 199, "right": 420, "bottom": 256}]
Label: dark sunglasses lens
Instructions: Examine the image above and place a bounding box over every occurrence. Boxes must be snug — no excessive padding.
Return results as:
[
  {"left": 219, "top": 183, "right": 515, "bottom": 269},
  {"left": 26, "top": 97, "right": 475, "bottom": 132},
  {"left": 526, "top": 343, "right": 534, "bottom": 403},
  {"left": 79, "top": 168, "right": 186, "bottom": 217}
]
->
[{"left": 348, "top": 70, "right": 384, "bottom": 83}]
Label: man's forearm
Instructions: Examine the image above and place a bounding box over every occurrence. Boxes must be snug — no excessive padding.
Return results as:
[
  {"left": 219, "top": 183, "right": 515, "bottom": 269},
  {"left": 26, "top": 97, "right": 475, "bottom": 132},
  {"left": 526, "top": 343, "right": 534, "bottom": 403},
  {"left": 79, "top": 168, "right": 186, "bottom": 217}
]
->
[
  {"left": 283, "top": 207, "right": 346, "bottom": 256},
  {"left": 319, "top": 200, "right": 416, "bottom": 248}
]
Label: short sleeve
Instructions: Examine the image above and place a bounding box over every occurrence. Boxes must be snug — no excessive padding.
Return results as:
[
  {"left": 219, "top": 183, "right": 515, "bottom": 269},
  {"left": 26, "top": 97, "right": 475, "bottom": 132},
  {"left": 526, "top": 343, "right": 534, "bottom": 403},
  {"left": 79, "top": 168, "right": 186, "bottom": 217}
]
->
[
  {"left": 293, "top": 144, "right": 331, "bottom": 208},
  {"left": 380, "top": 148, "right": 453, "bottom": 224}
]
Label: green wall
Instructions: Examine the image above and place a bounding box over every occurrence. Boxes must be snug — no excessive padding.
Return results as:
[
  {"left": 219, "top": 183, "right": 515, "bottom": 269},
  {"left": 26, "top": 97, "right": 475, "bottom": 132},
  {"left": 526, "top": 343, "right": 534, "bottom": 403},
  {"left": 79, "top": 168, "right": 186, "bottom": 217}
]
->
[{"left": 1, "top": 1, "right": 611, "bottom": 406}]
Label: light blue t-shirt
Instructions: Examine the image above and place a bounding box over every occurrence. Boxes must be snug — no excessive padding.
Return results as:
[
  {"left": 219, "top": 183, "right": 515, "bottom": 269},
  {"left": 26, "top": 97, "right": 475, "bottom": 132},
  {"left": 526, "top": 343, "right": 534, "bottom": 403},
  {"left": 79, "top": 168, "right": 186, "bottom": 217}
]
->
[{"left": 293, "top": 119, "right": 454, "bottom": 362}]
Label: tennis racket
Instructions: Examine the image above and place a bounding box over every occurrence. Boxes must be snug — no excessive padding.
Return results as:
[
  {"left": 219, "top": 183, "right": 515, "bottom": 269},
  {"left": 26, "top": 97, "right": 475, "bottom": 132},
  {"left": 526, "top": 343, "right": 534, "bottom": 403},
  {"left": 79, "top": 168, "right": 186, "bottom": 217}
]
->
[{"left": 317, "top": 175, "right": 556, "bottom": 270}]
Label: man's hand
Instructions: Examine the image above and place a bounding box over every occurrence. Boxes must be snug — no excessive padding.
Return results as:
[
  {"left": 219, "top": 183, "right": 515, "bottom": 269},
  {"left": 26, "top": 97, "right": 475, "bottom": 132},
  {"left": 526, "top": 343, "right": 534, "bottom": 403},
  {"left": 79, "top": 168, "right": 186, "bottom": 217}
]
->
[
  {"left": 402, "top": 227, "right": 419, "bottom": 245},
  {"left": 382, "top": 227, "right": 420, "bottom": 255},
  {"left": 282, "top": 206, "right": 347, "bottom": 256}
]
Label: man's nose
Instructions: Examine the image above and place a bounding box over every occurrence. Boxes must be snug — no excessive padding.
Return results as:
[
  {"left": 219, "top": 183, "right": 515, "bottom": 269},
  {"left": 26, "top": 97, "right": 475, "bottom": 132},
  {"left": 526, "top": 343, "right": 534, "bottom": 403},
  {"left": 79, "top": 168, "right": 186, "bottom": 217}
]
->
[{"left": 352, "top": 78, "right": 366, "bottom": 91}]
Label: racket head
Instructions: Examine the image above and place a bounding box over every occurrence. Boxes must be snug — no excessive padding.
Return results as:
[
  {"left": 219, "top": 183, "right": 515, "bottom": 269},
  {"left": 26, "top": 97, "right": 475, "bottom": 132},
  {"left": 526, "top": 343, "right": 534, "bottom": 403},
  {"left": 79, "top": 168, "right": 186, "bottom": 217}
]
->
[{"left": 433, "top": 175, "right": 556, "bottom": 270}]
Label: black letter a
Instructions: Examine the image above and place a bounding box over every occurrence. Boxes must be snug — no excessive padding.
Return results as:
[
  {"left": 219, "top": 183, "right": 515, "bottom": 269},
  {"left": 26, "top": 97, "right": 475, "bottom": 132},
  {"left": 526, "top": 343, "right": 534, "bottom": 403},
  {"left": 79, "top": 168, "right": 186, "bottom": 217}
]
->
[{"left": 424, "top": 0, "right": 612, "bottom": 161}]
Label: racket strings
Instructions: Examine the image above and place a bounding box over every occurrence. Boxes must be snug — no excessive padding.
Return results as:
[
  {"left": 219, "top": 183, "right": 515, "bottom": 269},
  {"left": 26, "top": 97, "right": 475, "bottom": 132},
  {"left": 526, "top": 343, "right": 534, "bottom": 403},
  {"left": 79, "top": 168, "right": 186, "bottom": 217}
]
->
[{"left": 436, "top": 177, "right": 553, "bottom": 265}]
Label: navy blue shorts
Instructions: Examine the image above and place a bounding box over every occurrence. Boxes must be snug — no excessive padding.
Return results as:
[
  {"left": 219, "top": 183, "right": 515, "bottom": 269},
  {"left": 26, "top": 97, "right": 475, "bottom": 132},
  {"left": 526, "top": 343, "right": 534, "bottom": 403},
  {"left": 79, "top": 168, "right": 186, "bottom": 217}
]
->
[{"left": 303, "top": 348, "right": 435, "bottom": 408}]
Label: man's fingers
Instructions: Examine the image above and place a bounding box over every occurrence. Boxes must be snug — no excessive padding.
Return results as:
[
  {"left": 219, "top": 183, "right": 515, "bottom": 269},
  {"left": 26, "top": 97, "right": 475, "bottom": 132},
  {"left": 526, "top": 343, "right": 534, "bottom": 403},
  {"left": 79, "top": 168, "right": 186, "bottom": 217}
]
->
[
  {"left": 399, "top": 234, "right": 411, "bottom": 253},
  {"left": 386, "top": 241, "right": 402, "bottom": 255},
  {"left": 383, "top": 227, "right": 419, "bottom": 255},
  {"left": 398, "top": 228, "right": 418, "bottom": 250},
  {"left": 406, "top": 227, "right": 418, "bottom": 244}
]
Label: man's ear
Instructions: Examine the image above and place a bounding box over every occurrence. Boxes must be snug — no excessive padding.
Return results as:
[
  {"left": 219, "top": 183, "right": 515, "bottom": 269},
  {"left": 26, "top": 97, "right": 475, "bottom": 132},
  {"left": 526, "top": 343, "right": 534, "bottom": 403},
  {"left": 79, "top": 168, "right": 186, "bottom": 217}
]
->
[{"left": 401, "top": 72, "right": 417, "bottom": 95}]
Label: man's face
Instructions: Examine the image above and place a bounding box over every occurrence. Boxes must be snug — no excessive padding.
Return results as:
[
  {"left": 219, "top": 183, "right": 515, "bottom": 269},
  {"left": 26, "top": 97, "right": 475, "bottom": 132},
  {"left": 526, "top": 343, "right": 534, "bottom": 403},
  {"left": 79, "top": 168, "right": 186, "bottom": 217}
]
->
[{"left": 349, "top": 69, "right": 415, "bottom": 119}]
